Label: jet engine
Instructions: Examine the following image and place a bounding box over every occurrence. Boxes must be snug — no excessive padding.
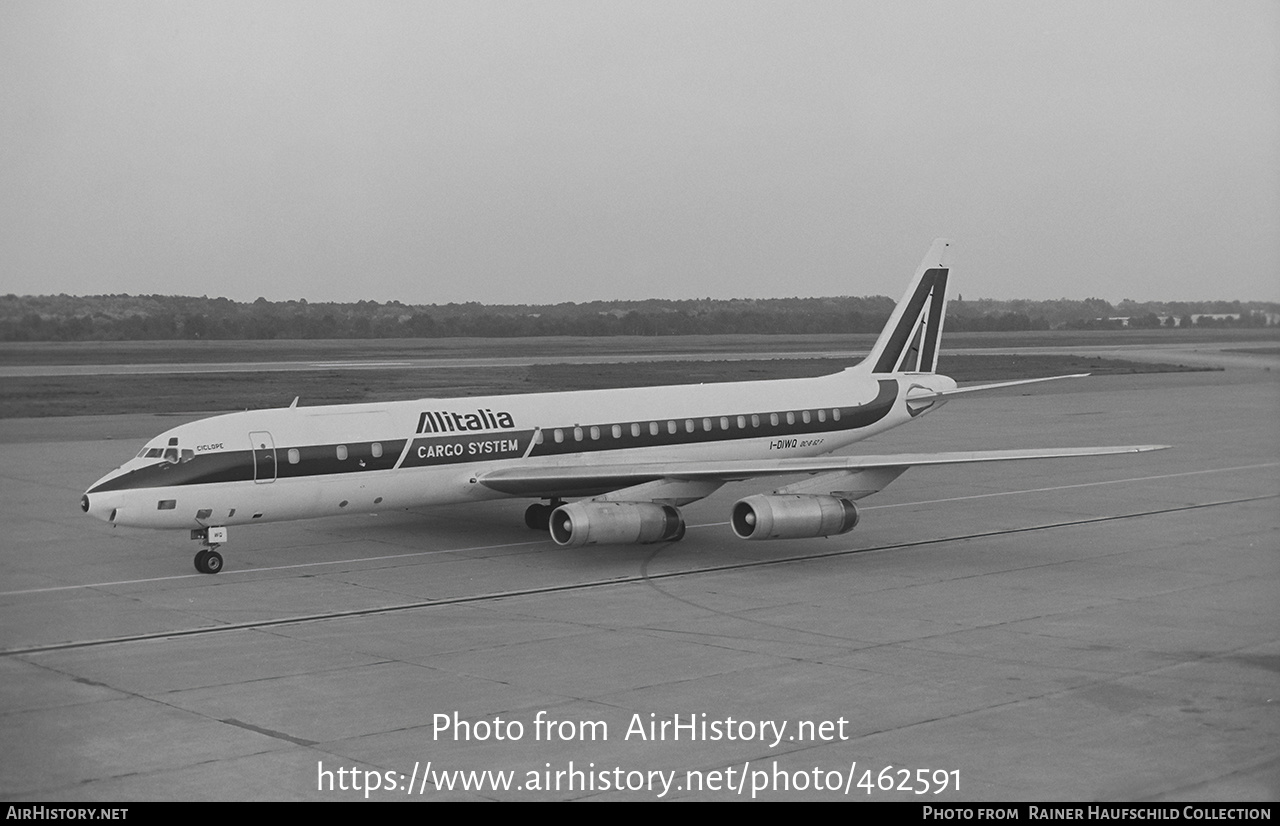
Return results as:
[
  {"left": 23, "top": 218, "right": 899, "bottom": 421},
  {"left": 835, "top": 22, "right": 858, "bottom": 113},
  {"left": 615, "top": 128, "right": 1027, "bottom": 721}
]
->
[
  {"left": 730, "top": 494, "right": 859, "bottom": 540},
  {"left": 550, "top": 501, "right": 685, "bottom": 547}
]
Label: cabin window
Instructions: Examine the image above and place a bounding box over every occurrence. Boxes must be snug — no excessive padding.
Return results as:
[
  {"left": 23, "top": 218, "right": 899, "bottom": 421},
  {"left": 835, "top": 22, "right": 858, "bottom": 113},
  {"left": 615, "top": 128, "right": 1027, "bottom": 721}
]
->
[
  {"left": 534, "top": 430, "right": 545, "bottom": 444},
  {"left": 573, "top": 427, "right": 583, "bottom": 441},
  {"left": 336, "top": 445, "right": 348, "bottom": 460},
  {"left": 157, "top": 500, "right": 176, "bottom": 510},
  {"left": 612, "top": 425, "right": 623, "bottom": 439},
  {"left": 590, "top": 426, "right": 600, "bottom": 440},
  {"left": 371, "top": 442, "right": 383, "bottom": 458},
  {"left": 720, "top": 417, "right": 730, "bottom": 430},
  {"left": 751, "top": 415, "right": 760, "bottom": 427},
  {"left": 651, "top": 422, "right": 661, "bottom": 436},
  {"left": 288, "top": 449, "right": 300, "bottom": 464},
  {"left": 769, "top": 413, "right": 779, "bottom": 426},
  {"left": 833, "top": 408, "right": 842, "bottom": 421},
  {"left": 685, "top": 419, "right": 695, "bottom": 433},
  {"left": 554, "top": 429, "right": 564, "bottom": 443},
  {"left": 817, "top": 409, "right": 826, "bottom": 422},
  {"left": 802, "top": 411, "right": 811, "bottom": 424},
  {"left": 196, "top": 508, "right": 212, "bottom": 520},
  {"left": 702, "top": 418, "right": 712, "bottom": 432},
  {"left": 667, "top": 421, "right": 677, "bottom": 435},
  {"left": 786, "top": 412, "right": 796, "bottom": 425},
  {"left": 631, "top": 423, "right": 641, "bottom": 438}
]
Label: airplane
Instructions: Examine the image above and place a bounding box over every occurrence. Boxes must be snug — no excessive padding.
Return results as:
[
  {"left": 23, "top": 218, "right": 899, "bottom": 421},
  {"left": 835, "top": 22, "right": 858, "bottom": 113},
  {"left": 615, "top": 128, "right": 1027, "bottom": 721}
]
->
[{"left": 81, "top": 240, "right": 1166, "bottom": 574}]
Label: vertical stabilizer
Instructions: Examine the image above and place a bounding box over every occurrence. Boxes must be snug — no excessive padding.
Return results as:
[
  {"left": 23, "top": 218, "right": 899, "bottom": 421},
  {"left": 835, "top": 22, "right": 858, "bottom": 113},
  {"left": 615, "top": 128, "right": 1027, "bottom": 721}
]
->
[{"left": 858, "top": 239, "right": 952, "bottom": 374}]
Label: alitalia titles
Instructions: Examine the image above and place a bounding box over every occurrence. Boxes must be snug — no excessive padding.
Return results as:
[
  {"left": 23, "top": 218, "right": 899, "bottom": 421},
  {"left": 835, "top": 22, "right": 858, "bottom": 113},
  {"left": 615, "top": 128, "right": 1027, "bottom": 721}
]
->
[{"left": 416, "top": 408, "right": 515, "bottom": 434}]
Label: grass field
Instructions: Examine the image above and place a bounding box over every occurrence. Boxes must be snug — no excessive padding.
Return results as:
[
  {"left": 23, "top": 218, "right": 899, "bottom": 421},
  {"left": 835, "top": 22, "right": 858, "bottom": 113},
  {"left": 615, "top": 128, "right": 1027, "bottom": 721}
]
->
[{"left": 1, "top": 353, "right": 1212, "bottom": 418}]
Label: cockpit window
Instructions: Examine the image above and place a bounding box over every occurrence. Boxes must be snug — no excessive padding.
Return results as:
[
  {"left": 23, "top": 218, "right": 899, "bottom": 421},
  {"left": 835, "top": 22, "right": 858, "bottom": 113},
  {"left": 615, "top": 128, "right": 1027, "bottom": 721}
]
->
[
  {"left": 136, "top": 443, "right": 192, "bottom": 464},
  {"left": 137, "top": 443, "right": 193, "bottom": 464},
  {"left": 133, "top": 438, "right": 194, "bottom": 465}
]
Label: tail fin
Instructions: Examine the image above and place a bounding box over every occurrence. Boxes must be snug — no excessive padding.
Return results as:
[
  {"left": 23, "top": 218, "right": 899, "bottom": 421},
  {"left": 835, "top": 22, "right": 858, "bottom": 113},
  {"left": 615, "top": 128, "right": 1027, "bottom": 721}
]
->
[{"left": 858, "top": 239, "right": 952, "bottom": 374}]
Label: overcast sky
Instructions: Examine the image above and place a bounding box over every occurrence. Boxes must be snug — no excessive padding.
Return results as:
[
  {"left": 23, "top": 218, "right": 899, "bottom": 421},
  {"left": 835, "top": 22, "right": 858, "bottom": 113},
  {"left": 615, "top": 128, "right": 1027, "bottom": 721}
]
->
[{"left": 2, "top": 1, "right": 1276, "bottom": 305}]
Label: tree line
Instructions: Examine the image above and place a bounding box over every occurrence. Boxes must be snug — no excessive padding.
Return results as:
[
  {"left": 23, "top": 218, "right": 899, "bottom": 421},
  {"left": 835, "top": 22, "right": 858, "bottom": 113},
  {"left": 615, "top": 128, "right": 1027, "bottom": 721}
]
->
[{"left": 1, "top": 292, "right": 1274, "bottom": 342}]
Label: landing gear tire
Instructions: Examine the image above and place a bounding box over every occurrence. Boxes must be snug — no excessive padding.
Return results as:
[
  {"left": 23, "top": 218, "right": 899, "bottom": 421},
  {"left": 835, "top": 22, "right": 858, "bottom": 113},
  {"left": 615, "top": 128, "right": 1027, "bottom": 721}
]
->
[{"left": 194, "top": 549, "right": 224, "bottom": 574}]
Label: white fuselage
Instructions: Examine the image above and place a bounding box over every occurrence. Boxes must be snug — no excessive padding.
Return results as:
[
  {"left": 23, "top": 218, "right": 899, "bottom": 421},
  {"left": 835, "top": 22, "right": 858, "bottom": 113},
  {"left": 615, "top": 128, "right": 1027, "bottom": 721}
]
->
[{"left": 82, "top": 368, "right": 955, "bottom": 531}]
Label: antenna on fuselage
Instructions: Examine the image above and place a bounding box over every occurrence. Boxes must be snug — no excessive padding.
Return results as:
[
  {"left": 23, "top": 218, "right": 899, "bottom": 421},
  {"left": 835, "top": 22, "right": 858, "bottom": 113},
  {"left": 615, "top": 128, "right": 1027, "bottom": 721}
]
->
[{"left": 289, "top": 396, "right": 299, "bottom": 409}]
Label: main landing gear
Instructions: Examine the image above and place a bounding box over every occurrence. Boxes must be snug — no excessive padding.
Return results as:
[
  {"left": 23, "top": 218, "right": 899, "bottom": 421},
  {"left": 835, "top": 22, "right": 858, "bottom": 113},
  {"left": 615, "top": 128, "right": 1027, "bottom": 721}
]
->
[
  {"left": 524, "top": 499, "right": 565, "bottom": 531},
  {"left": 191, "top": 526, "right": 228, "bottom": 574}
]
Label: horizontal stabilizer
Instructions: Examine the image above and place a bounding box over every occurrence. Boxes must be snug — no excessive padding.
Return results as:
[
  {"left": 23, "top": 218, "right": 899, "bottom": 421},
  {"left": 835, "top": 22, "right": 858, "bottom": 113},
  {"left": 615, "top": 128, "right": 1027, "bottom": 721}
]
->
[
  {"left": 907, "top": 374, "right": 1090, "bottom": 400},
  {"left": 477, "top": 444, "right": 1169, "bottom": 498}
]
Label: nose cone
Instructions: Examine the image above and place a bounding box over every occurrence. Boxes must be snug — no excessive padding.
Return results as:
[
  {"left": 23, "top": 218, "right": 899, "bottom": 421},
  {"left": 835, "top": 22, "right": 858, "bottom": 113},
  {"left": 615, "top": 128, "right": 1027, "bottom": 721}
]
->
[
  {"left": 81, "top": 489, "right": 115, "bottom": 523},
  {"left": 82, "top": 470, "right": 126, "bottom": 523}
]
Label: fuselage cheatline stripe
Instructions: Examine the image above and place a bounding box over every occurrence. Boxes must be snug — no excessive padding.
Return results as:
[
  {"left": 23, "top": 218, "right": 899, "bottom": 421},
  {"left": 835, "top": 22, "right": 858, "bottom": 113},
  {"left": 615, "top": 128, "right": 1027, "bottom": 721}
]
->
[{"left": 88, "top": 381, "right": 898, "bottom": 494}]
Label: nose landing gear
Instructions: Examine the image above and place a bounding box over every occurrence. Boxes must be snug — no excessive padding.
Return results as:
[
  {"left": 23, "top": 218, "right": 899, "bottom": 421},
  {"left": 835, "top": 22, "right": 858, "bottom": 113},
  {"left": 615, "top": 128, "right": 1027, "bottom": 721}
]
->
[
  {"left": 194, "top": 548, "right": 224, "bottom": 574},
  {"left": 191, "top": 526, "right": 228, "bottom": 574}
]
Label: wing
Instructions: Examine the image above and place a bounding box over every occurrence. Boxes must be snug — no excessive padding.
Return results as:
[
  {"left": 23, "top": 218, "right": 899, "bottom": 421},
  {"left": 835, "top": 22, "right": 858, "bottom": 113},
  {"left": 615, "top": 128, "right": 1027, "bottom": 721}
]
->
[{"left": 476, "top": 444, "right": 1169, "bottom": 501}]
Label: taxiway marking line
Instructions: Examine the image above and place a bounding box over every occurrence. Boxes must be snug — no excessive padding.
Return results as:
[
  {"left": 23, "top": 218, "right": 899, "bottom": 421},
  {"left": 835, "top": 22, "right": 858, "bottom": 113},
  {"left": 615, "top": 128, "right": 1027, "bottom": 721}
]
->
[
  {"left": 7, "top": 462, "right": 1275, "bottom": 598},
  {"left": 0, "top": 539, "right": 548, "bottom": 596},
  {"left": 3, "top": 493, "right": 1273, "bottom": 657},
  {"left": 308, "top": 361, "right": 412, "bottom": 368},
  {"left": 859, "top": 461, "right": 1280, "bottom": 511}
]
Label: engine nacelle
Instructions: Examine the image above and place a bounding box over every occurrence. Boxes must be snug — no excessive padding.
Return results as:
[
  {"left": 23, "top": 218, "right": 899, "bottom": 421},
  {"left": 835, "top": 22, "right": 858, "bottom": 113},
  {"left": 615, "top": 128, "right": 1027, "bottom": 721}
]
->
[
  {"left": 730, "top": 494, "right": 860, "bottom": 540},
  {"left": 550, "top": 502, "right": 685, "bottom": 547}
]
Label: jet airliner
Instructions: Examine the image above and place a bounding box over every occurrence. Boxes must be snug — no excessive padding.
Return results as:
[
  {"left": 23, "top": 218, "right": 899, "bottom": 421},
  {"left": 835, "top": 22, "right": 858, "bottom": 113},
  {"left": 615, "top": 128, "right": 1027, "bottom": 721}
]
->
[{"left": 81, "top": 240, "right": 1166, "bottom": 573}]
